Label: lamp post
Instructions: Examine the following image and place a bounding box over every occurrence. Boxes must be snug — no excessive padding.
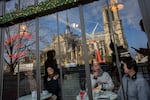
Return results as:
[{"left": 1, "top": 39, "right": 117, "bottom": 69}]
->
[
  {"left": 107, "top": 0, "right": 126, "bottom": 100},
  {"left": 19, "top": 24, "right": 28, "bottom": 51},
  {"left": 17, "top": 24, "right": 27, "bottom": 100}
]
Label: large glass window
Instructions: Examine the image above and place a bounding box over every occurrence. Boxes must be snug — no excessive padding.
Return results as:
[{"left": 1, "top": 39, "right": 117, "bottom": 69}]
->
[
  {"left": 0, "top": 0, "right": 150, "bottom": 100},
  {"left": 5, "top": 0, "right": 18, "bottom": 14}
]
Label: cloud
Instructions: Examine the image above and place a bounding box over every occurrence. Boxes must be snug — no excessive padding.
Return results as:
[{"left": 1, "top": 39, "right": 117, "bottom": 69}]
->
[{"left": 120, "top": 0, "right": 142, "bottom": 29}]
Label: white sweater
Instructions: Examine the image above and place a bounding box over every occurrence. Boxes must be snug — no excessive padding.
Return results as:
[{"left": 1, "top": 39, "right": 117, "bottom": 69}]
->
[{"left": 90, "top": 71, "right": 114, "bottom": 91}]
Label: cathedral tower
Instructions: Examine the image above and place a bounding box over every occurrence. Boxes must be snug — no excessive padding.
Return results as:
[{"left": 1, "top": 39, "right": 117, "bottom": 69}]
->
[{"left": 102, "top": 4, "right": 128, "bottom": 56}]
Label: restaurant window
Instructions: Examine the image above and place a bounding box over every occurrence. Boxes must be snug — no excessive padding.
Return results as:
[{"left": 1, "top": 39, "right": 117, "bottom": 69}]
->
[
  {"left": 5, "top": 0, "right": 18, "bottom": 14},
  {"left": 0, "top": 0, "right": 150, "bottom": 100}
]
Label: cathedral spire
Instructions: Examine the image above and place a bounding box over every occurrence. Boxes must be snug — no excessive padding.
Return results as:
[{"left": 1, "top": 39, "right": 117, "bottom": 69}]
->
[{"left": 65, "top": 11, "right": 70, "bottom": 34}]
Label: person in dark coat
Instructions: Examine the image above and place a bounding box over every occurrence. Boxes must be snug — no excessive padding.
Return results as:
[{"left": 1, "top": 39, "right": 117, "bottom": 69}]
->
[
  {"left": 45, "top": 50, "right": 59, "bottom": 76},
  {"left": 44, "top": 63, "right": 60, "bottom": 100}
]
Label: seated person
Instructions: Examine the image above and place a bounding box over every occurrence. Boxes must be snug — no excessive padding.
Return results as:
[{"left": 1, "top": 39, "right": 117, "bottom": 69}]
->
[
  {"left": 90, "top": 60, "right": 114, "bottom": 91},
  {"left": 118, "top": 57, "right": 150, "bottom": 100},
  {"left": 19, "top": 69, "right": 37, "bottom": 96},
  {"left": 44, "top": 63, "right": 60, "bottom": 100}
]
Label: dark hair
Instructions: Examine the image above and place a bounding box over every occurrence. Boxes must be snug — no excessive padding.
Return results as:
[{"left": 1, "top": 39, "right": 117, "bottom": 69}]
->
[
  {"left": 121, "top": 57, "right": 138, "bottom": 72},
  {"left": 91, "top": 59, "right": 101, "bottom": 66},
  {"left": 47, "top": 50, "right": 55, "bottom": 59},
  {"left": 45, "top": 62, "right": 57, "bottom": 74},
  {"left": 45, "top": 49, "right": 58, "bottom": 75}
]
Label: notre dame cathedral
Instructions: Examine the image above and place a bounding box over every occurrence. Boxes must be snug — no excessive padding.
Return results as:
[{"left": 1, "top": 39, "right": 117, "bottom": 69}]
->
[{"left": 43, "top": 4, "right": 128, "bottom": 65}]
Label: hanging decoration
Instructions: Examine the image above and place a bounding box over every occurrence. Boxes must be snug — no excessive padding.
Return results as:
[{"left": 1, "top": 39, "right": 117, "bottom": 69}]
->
[{"left": 0, "top": 0, "right": 97, "bottom": 27}]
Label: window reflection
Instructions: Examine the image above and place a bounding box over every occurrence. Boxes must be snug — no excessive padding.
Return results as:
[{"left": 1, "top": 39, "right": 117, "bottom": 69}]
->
[
  {"left": 1, "top": 0, "right": 150, "bottom": 100},
  {"left": 38, "top": 0, "right": 47, "bottom": 3},
  {"left": 5, "top": 0, "right": 18, "bottom": 13},
  {"left": 20, "top": 0, "right": 34, "bottom": 9}
]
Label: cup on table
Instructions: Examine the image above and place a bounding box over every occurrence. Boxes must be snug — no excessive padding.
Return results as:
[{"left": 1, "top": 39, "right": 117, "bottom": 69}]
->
[
  {"left": 79, "top": 90, "right": 86, "bottom": 100},
  {"left": 32, "top": 90, "right": 37, "bottom": 98},
  {"left": 93, "top": 90, "right": 99, "bottom": 97},
  {"left": 92, "top": 86, "right": 101, "bottom": 97},
  {"left": 42, "top": 90, "right": 48, "bottom": 95}
]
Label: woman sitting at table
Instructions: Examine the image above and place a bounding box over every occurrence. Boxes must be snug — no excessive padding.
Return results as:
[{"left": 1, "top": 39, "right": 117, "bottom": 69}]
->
[
  {"left": 19, "top": 69, "right": 37, "bottom": 96},
  {"left": 44, "top": 63, "right": 60, "bottom": 100}
]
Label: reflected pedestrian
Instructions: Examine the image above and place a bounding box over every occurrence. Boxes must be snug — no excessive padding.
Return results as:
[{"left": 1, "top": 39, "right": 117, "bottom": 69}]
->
[{"left": 45, "top": 50, "right": 59, "bottom": 76}]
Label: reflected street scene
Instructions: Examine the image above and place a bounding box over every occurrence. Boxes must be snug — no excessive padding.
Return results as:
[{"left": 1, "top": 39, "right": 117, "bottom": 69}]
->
[{"left": 0, "top": 0, "right": 150, "bottom": 100}]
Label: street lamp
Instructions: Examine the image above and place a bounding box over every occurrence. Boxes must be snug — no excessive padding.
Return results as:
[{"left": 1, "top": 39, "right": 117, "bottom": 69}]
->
[
  {"left": 20, "top": 24, "right": 27, "bottom": 32},
  {"left": 19, "top": 24, "right": 28, "bottom": 38},
  {"left": 110, "top": 0, "right": 124, "bottom": 12},
  {"left": 107, "top": 0, "right": 126, "bottom": 100},
  {"left": 111, "top": 3, "right": 124, "bottom": 12},
  {"left": 71, "top": 23, "right": 79, "bottom": 28},
  {"left": 17, "top": 24, "right": 28, "bottom": 100}
]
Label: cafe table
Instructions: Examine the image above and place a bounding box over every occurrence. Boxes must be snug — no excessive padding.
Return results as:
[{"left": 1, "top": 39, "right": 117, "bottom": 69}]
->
[
  {"left": 76, "top": 91, "right": 117, "bottom": 100},
  {"left": 18, "top": 93, "right": 52, "bottom": 100},
  {"left": 94, "top": 91, "right": 117, "bottom": 100}
]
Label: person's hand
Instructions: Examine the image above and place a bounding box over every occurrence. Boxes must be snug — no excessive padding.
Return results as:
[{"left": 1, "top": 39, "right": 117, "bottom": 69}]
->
[
  {"left": 93, "top": 71, "right": 99, "bottom": 79},
  {"left": 93, "top": 84, "right": 102, "bottom": 91},
  {"left": 97, "top": 81, "right": 106, "bottom": 84}
]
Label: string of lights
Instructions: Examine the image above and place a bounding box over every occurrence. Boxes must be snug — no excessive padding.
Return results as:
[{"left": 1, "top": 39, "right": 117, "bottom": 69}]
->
[{"left": 0, "top": 0, "right": 98, "bottom": 26}]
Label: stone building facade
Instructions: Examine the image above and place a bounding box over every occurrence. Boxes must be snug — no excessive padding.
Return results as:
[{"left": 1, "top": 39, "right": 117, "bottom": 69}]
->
[{"left": 42, "top": 4, "right": 128, "bottom": 65}]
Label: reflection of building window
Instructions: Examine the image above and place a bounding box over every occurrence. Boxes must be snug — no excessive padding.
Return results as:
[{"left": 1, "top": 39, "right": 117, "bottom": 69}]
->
[
  {"left": 92, "top": 51, "right": 95, "bottom": 58},
  {"left": 111, "top": 10, "right": 115, "bottom": 21},
  {"left": 105, "top": 9, "right": 114, "bottom": 22},
  {"left": 91, "top": 44, "right": 94, "bottom": 49},
  {"left": 105, "top": 9, "right": 110, "bottom": 22}
]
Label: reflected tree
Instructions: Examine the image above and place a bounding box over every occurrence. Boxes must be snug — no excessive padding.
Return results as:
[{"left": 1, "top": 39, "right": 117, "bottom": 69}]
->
[{"left": 4, "top": 23, "right": 49, "bottom": 73}]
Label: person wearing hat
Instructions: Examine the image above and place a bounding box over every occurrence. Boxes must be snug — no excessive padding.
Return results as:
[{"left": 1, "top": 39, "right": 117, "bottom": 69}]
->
[{"left": 117, "top": 57, "right": 150, "bottom": 100}]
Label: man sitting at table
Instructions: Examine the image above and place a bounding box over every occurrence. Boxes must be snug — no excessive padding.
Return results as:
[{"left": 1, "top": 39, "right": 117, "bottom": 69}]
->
[
  {"left": 91, "top": 60, "right": 114, "bottom": 91},
  {"left": 19, "top": 68, "right": 37, "bottom": 96}
]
